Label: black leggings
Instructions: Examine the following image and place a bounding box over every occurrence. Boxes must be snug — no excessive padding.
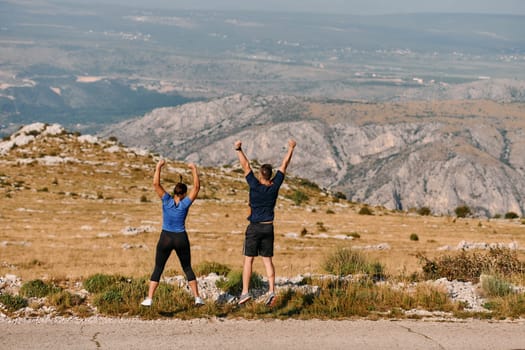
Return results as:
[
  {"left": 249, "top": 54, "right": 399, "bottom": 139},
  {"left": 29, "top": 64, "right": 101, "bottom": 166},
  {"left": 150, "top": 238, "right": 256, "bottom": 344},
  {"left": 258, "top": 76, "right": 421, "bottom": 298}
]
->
[{"left": 150, "top": 230, "right": 196, "bottom": 282}]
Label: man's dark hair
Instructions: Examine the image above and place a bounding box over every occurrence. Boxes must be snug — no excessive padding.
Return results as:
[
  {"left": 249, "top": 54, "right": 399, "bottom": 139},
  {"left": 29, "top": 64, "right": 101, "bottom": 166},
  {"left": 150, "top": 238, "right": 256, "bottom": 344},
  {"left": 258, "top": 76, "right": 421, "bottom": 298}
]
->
[
  {"left": 173, "top": 183, "right": 187, "bottom": 196},
  {"left": 260, "top": 164, "right": 273, "bottom": 181}
]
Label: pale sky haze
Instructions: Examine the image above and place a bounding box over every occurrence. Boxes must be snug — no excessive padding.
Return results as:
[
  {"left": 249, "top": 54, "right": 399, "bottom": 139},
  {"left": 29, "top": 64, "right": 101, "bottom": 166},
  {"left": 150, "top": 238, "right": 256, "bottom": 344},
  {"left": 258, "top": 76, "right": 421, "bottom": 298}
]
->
[{"left": 84, "top": 0, "right": 525, "bottom": 15}]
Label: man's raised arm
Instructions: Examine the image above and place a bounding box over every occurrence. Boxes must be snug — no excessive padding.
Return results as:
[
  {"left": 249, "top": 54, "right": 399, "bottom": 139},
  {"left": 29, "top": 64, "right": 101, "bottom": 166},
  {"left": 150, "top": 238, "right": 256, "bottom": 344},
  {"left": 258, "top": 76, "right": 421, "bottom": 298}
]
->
[
  {"left": 278, "top": 139, "right": 296, "bottom": 175},
  {"left": 234, "top": 140, "right": 252, "bottom": 176}
]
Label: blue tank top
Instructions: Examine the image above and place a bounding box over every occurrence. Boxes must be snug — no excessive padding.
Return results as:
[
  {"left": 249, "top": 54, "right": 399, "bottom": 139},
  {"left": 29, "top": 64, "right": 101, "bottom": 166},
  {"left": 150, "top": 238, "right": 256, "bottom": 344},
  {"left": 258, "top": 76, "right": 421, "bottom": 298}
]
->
[{"left": 161, "top": 193, "right": 192, "bottom": 232}]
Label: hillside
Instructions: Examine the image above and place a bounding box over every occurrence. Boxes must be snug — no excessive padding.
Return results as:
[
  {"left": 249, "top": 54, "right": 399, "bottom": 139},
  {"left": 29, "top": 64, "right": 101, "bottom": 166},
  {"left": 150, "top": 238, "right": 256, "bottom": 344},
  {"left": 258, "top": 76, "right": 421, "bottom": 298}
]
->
[
  {"left": 2, "top": 123, "right": 524, "bottom": 282},
  {"left": 100, "top": 95, "right": 525, "bottom": 217}
]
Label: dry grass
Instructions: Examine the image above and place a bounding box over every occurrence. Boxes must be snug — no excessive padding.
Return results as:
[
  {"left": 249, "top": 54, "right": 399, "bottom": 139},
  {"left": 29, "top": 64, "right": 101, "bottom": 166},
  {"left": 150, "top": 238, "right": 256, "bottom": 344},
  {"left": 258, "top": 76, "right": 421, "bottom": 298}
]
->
[{"left": 1, "top": 129, "right": 524, "bottom": 282}]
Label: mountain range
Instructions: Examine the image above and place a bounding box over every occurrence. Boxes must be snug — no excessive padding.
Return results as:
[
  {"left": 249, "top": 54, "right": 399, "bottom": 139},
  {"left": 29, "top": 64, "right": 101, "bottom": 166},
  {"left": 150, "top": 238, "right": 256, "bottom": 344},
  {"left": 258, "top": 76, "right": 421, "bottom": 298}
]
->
[{"left": 100, "top": 91, "right": 525, "bottom": 217}]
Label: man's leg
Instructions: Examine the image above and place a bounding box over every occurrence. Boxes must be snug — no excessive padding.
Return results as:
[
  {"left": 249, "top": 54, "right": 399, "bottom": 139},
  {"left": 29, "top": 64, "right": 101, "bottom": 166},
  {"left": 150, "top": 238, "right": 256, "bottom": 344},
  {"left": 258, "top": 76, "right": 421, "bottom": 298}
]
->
[
  {"left": 262, "top": 257, "right": 275, "bottom": 293},
  {"left": 241, "top": 255, "right": 255, "bottom": 295}
]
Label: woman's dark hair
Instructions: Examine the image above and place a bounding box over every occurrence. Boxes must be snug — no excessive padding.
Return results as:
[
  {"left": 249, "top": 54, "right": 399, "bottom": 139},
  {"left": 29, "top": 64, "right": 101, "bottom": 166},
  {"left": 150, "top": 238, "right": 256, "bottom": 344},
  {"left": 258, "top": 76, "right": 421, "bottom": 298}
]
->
[
  {"left": 173, "top": 183, "right": 187, "bottom": 196},
  {"left": 260, "top": 164, "right": 273, "bottom": 180},
  {"left": 173, "top": 175, "right": 187, "bottom": 196}
]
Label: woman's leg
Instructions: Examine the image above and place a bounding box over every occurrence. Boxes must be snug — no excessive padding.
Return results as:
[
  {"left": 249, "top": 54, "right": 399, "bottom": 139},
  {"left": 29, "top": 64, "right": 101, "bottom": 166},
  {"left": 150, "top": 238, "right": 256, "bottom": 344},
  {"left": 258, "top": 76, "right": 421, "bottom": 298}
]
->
[
  {"left": 149, "top": 231, "right": 173, "bottom": 297},
  {"left": 173, "top": 231, "right": 199, "bottom": 297}
]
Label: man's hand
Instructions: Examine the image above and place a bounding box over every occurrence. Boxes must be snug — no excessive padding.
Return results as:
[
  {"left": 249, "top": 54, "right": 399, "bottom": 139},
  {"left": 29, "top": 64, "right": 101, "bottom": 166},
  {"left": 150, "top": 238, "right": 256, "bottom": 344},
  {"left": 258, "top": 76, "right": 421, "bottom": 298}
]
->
[
  {"left": 288, "top": 139, "right": 297, "bottom": 149},
  {"left": 234, "top": 140, "right": 242, "bottom": 150},
  {"left": 188, "top": 163, "right": 197, "bottom": 171},
  {"left": 156, "top": 159, "right": 166, "bottom": 168}
]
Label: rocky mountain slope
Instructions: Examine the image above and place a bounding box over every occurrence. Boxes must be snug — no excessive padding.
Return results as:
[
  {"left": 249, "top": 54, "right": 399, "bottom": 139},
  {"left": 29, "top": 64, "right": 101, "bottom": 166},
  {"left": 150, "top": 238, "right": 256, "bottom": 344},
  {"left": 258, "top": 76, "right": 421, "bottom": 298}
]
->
[{"left": 100, "top": 94, "right": 525, "bottom": 216}]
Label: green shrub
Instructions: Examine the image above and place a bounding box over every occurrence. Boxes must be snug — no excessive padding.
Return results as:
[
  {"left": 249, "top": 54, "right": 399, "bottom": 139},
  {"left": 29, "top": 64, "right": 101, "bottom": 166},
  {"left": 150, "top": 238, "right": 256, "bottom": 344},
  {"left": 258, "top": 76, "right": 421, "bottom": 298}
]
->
[
  {"left": 84, "top": 274, "right": 121, "bottom": 293},
  {"left": 0, "top": 294, "right": 28, "bottom": 311},
  {"left": 455, "top": 205, "right": 471, "bottom": 218},
  {"left": 20, "top": 279, "right": 61, "bottom": 298},
  {"left": 92, "top": 277, "right": 148, "bottom": 315},
  {"left": 322, "top": 248, "right": 384, "bottom": 278},
  {"left": 481, "top": 274, "right": 514, "bottom": 297},
  {"left": 288, "top": 190, "right": 309, "bottom": 206},
  {"left": 48, "top": 291, "right": 85, "bottom": 312},
  {"left": 215, "top": 270, "right": 263, "bottom": 295},
  {"left": 410, "top": 233, "right": 419, "bottom": 241},
  {"left": 493, "top": 214, "right": 502, "bottom": 219},
  {"left": 140, "top": 195, "right": 148, "bottom": 203},
  {"left": 194, "top": 261, "right": 231, "bottom": 276},
  {"left": 298, "top": 178, "right": 319, "bottom": 190},
  {"left": 504, "top": 212, "right": 519, "bottom": 219},
  {"left": 358, "top": 206, "right": 374, "bottom": 215},
  {"left": 326, "top": 209, "right": 335, "bottom": 214},
  {"left": 417, "top": 207, "right": 432, "bottom": 216},
  {"left": 333, "top": 191, "right": 347, "bottom": 200}
]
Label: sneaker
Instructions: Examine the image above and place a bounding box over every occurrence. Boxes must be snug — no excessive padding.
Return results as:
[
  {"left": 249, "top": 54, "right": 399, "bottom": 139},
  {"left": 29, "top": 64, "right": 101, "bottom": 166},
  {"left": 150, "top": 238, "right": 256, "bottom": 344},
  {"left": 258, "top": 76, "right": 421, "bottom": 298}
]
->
[
  {"left": 194, "top": 296, "right": 205, "bottom": 306},
  {"left": 238, "top": 293, "right": 251, "bottom": 305},
  {"left": 140, "top": 298, "right": 152, "bottom": 307},
  {"left": 264, "top": 292, "right": 276, "bottom": 306}
]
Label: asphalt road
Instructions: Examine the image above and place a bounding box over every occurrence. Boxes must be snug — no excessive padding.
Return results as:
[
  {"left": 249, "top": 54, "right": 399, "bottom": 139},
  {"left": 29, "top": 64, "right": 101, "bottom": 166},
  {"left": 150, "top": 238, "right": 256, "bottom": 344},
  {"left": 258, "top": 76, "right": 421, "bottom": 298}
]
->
[{"left": 1, "top": 317, "right": 525, "bottom": 350}]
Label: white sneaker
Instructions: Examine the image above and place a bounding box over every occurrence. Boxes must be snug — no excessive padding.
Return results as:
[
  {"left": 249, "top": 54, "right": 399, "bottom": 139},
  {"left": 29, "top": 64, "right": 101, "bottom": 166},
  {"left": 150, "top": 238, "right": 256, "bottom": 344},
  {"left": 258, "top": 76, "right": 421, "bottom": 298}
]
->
[
  {"left": 195, "top": 296, "right": 205, "bottom": 306},
  {"left": 140, "top": 298, "right": 152, "bottom": 307}
]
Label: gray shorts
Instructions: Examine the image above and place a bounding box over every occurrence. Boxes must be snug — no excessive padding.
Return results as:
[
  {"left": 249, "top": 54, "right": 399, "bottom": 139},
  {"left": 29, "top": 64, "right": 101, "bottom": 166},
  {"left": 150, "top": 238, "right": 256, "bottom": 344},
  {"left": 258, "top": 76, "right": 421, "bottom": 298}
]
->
[{"left": 243, "top": 223, "right": 274, "bottom": 257}]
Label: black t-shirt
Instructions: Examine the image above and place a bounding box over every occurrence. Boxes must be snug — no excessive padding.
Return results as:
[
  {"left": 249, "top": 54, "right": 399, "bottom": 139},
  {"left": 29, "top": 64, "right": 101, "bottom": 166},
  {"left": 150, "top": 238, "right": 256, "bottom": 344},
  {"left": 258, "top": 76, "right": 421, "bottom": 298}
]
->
[{"left": 246, "top": 170, "right": 285, "bottom": 223}]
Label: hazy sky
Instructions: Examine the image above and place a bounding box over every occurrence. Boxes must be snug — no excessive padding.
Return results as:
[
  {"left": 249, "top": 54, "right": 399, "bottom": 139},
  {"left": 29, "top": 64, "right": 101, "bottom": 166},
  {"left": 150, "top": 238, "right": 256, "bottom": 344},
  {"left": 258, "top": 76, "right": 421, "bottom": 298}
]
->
[{"left": 85, "top": 0, "right": 525, "bottom": 15}]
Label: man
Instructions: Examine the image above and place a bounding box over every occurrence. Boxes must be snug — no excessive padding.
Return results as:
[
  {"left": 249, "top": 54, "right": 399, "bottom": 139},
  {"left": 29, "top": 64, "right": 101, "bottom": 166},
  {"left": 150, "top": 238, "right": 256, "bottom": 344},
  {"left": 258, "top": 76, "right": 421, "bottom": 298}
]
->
[{"left": 234, "top": 139, "right": 297, "bottom": 305}]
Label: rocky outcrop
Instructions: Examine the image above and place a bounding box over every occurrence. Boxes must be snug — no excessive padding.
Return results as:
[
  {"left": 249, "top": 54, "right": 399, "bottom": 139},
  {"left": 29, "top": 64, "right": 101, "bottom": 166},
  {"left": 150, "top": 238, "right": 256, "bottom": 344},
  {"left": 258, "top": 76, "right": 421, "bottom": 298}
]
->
[{"left": 100, "top": 94, "right": 525, "bottom": 216}]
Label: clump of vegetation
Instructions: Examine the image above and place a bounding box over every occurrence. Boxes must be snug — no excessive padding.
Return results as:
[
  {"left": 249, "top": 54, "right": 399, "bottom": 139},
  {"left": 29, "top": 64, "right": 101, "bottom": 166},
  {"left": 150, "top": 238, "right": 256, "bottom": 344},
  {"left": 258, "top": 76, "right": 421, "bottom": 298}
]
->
[
  {"left": 316, "top": 221, "right": 327, "bottom": 232},
  {"left": 194, "top": 261, "right": 231, "bottom": 276},
  {"left": 300, "top": 227, "right": 309, "bottom": 237},
  {"left": 326, "top": 209, "right": 335, "bottom": 214},
  {"left": 83, "top": 274, "right": 122, "bottom": 293},
  {"left": 20, "top": 279, "right": 61, "bottom": 298},
  {"left": 298, "top": 178, "right": 319, "bottom": 190},
  {"left": 91, "top": 276, "right": 148, "bottom": 315},
  {"left": 0, "top": 294, "right": 28, "bottom": 312},
  {"left": 347, "top": 232, "right": 360, "bottom": 239},
  {"left": 480, "top": 274, "right": 514, "bottom": 298},
  {"left": 417, "top": 248, "right": 525, "bottom": 283},
  {"left": 358, "top": 206, "right": 374, "bottom": 215},
  {"left": 287, "top": 190, "right": 309, "bottom": 206},
  {"left": 277, "top": 279, "right": 454, "bottom": 319},
  {"left": 455, "top": 205, "right": 472, "bottom": 218},
  {"left": 504, "top": 212, "right": 519, "bottom": 219},
  {"left": 410, "top": 233, "right": 419, "bottom": 241},
  {"left": 335, "top": 191, "right": 347, "bottom": 200},
  {"left": 216, "top": 270, "right": 263, "bottom": 295},
  {"left": 417, "top": 207, "right": 432, "bottom": 216},
  {"left": 48, "top": 290, "right": 85, "bottom": 313},
  {"left": 482, "top": 293, "right": 525, "bottom": 319},
  {"left": 140, "top": 195, "right": 149, "bottom": 203},
  {"left": 322, "top": 248, "right": 384, "bottom": 279}
]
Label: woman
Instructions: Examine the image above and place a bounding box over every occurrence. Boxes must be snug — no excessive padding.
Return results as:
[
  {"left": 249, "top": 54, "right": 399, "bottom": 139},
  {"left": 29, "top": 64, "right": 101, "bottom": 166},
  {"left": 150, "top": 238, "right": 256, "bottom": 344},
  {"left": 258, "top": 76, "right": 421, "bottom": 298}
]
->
[{"left": 141, "top": 159, "right": 204, "bottom": 306}]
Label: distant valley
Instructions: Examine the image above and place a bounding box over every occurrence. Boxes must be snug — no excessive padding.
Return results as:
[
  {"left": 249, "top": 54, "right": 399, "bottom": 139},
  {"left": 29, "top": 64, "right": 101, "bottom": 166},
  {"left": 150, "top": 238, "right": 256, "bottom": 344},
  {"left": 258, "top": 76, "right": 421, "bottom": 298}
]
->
[{"left": 1, "top": 1, "right": 525, "bottom": 135}]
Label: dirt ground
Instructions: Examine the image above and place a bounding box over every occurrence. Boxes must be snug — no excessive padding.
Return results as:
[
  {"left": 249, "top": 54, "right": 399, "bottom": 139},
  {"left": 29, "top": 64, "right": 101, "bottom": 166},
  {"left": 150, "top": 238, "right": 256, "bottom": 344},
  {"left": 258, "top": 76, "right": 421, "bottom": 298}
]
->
[{"left": 2, "top": 317, "right": 525, "bottom": 350}]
